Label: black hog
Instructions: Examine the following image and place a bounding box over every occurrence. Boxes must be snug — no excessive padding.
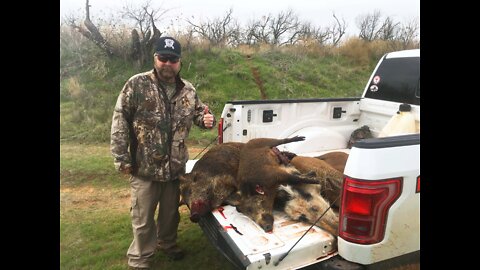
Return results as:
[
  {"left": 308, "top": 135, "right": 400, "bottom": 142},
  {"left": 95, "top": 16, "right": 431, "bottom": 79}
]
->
[
  {"left": 233, "top": 136, "right": 320, "bottom": 232},
  {"left": 237, "top": 136, "right": 320, "bottom": 189},
  {"left": 179, "top": 142, "right": 245, "bottom": 222}
]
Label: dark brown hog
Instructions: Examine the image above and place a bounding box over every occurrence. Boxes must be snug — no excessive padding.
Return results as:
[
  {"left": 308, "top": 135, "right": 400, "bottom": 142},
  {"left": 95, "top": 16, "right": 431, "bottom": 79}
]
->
[
  {"left": 234, "top": 136, "right": 320, "bottom": 232},
  {"left": 237, "top": 136, "right": 320, "bottom": 189},
  {"left": 179, "top": 142, "right": 245, "bottom": 222},
  {"left": 225, "top": 189, "right": 276, "bottom": 233}
]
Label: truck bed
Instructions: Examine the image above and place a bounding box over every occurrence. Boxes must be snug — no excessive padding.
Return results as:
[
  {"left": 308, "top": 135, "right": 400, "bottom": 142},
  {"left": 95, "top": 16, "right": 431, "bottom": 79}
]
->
[
  {"left": 185, "top": 148, "right": 346, "bottom": 270},
  {"left": 293, "top": 148, "right": 350, "bottom": 158},
  {"left": 198, "top": 204, "right": 337, "bottom": 270}
]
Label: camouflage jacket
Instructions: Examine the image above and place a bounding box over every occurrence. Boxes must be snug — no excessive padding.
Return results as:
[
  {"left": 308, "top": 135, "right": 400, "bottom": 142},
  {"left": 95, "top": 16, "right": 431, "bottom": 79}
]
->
[{"left": 110, "top": 69, "right": 216, "bottom": 181}]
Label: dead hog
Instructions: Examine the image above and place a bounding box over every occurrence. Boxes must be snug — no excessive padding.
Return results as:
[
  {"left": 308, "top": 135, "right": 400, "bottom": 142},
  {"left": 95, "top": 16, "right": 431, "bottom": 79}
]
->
[
  {"left": 234, "top": 136, "right": 320, "bottom": 232},
  {"left": 274, "top": 155, "right": 345, "bottom": 236},
  {"left": 278, "top": 184, "right": 339, "bottom": 236},
  {"left": 225, "top": 189, "right": 277, "bottom": 233},
  {"left": 289, "top": 155, "right": 344, "bottom": 209},
  {"left": 315, "top": 151, "right": 349, "bottom": 173},
  {"left": 347, "top": 125, "right": 373, "bottom": 148},
  {"left": 179, "top": 142, "right": 245, "bottom": 222},
  {"left": 237, "top": 136, "right": 320, "bottom": 189}
]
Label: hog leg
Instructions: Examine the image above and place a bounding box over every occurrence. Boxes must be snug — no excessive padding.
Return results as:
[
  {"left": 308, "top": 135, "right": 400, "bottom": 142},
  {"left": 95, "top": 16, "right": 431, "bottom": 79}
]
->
[
  {"left": 274, "top": 136, "right": 305, "bottom": 146},
  {"left": 263, "top": 165, "right": 320, "bottom": 185},
  {"left": 248, "top": 136, "right": 306, "bottom": 148}
]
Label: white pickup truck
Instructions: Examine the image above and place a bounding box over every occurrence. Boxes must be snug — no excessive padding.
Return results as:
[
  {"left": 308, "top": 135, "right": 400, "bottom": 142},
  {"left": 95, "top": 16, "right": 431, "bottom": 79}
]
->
[{"left": 190, "top": 49, "right": 420, "bottom": 269}]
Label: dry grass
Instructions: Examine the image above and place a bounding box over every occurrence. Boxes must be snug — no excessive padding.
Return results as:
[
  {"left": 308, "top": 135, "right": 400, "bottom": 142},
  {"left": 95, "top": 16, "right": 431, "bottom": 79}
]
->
[{"left": 336, "top": 37, "right": 371, "bottom": 65}]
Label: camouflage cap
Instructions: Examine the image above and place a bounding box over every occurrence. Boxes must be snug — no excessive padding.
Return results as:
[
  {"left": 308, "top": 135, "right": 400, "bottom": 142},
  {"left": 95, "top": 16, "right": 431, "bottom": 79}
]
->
[{"left": 155, "top": 36, "right": 181, "bottom": 57}]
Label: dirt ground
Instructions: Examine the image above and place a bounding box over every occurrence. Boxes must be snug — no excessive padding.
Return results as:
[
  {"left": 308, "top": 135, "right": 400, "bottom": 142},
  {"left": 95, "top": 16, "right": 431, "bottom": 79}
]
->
[
  {"left": 60, "top": 184, "right": 192, "bottom": 215},
  {"left": 60, "top": 146, "right": 207, "bottom": 215}
]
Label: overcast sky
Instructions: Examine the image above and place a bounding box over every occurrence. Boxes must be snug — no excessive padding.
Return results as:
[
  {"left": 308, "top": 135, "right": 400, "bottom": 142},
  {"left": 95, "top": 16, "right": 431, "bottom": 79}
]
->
[{"left": 60, "top": 0, "right": 420, "bottom": 36}]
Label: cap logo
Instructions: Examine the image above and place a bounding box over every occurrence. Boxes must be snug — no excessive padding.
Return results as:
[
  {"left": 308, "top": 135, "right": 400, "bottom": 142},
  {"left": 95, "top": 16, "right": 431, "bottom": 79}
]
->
[{"left": 164, "top": 39, "right": 175, "bottom": 50}]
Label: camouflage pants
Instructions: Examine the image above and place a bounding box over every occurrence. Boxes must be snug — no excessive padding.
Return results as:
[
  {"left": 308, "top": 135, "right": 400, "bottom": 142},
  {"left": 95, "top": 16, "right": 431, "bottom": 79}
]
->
[{"left": 126, "top": 175, "right": 180, "bottom": 268}]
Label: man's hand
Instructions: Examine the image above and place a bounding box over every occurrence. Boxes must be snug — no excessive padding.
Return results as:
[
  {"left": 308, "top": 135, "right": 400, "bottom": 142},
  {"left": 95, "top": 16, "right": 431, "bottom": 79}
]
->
[
  {"left": 203, "top": 106, "right": 214, "bottom": 128},
  {"left": 119, "top": 163, "right": 132, "bottom": 175}
]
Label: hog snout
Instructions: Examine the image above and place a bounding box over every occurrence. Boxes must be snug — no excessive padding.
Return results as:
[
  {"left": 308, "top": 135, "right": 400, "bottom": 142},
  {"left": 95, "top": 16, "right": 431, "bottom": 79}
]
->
[
  {"left": 190, "top": 213, "right": 200, "bottom": 222},
  {"left": 262, "top": 223, "right": 273, "bottom": 232},
  {"left": 259, "top": 213, "right": 274, "bottom": 232},
  {"left": 190, "top": 200, "right": 210, "bottom": 222},
  {"left": 299, "top": 214, "right": 308, "bottom": 222}
]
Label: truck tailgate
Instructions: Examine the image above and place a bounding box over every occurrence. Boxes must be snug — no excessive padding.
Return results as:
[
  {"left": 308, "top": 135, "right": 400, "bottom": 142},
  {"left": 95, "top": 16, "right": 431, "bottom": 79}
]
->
[{"left": 198, "top": 205, "right": 337, "bottom": 270}]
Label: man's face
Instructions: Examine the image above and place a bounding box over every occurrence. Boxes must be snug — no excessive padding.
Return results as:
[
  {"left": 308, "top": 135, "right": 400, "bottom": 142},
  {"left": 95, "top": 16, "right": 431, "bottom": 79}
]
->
[{"left": 154, "top": 54, "right": 181, "bottom": 81}]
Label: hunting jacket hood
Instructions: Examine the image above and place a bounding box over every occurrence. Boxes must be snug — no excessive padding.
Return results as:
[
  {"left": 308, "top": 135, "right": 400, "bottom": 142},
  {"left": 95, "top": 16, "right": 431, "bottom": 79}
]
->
[{"left": 110, "top": 69, "right": 215, "bottom": 181}]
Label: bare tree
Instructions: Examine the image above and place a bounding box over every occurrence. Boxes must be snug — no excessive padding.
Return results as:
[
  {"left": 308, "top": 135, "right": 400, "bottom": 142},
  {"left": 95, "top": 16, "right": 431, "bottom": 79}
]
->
[
  {"left": 328, "top": 13, "right": 347, "bottom": 46},
  {"left": 65, "top": 0, "right": 116, "bottom": 57},
  {"left": 295, "top": 22, "right": 330, "bottom": 45},
  {"left": 243, "top": 20, "right": 258, "bottom": 45},
  {"left": 243, "top": 15, "right": 272, "bottom": 45},
  {"left": 186, "top": 8, "right": 240, "bottom": 47},
  {"left": 396, "top": 18, "right": 420, "bottom": 47},
  {"left": 295, "top": 13, "right": 346, "bottom": 46},
  {"left": 377, "top": 17, "right": 400, "bottom": 40},
  {"left": 121, "top": 0, "right": 168, "bottom": 65},
  {"left": 269, "top": 9, "right": 300, "bottom": 45},
  {"left": 356, "top": 10, "right": 382, "bottom": 41},
  {"left": 65, "top": 0, "right": 168, "bottom": 65}
]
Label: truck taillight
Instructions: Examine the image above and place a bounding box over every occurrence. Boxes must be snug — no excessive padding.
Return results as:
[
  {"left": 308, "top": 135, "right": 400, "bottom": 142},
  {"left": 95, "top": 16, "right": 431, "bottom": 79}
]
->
[
  {"left": 339, "top": 176, "right": 402, "bottom": 245},
  {"left": 217, "top": 117, "right": 224, "bottom": 144},
  {"left": 416, "top": 176, "right": 420, "bottom": 193}
]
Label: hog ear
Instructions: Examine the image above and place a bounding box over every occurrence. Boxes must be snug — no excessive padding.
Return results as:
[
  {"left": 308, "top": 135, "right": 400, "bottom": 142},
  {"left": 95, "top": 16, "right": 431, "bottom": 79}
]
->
[
  {"left": 255, "top": 184, "right": 265, "bottom": 195},
  {"left": 224, "top": 191, "right": 242, "bottom": 206},
  {"left": 179, "top": 172, "right": 194, "bottom": 183},
  {"left": 178, "top": 174, "right": 187, "bottom": 183},
  {"left": 278, "top": 184, "right": 295, "bottom": 197},
  {"left": 179, "top": 195, "right": 186, "bottom": 206}
]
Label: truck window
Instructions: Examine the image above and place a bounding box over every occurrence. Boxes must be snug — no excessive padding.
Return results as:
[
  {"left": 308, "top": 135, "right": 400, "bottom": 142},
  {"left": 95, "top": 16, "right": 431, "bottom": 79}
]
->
[{"left": 365, "top": 57, "right": 420, "bottom": 105}]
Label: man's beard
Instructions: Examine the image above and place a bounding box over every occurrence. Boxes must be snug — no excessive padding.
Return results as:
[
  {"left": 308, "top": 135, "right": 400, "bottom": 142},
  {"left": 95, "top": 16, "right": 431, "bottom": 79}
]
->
[{"left": 157, "top": 66, "right": 177, "bottom": 81}]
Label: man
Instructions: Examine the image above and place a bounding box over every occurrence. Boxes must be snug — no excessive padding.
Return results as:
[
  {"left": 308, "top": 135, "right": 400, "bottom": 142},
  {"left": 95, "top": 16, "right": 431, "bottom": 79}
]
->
[{"left": 110, "top": 36, "right": 215, "bottom": 270}]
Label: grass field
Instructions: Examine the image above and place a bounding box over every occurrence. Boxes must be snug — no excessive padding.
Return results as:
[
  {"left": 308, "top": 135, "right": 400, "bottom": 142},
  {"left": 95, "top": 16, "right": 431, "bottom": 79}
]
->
[{"left": 60, "top": 143, "right": 236, "bottom": 270}]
